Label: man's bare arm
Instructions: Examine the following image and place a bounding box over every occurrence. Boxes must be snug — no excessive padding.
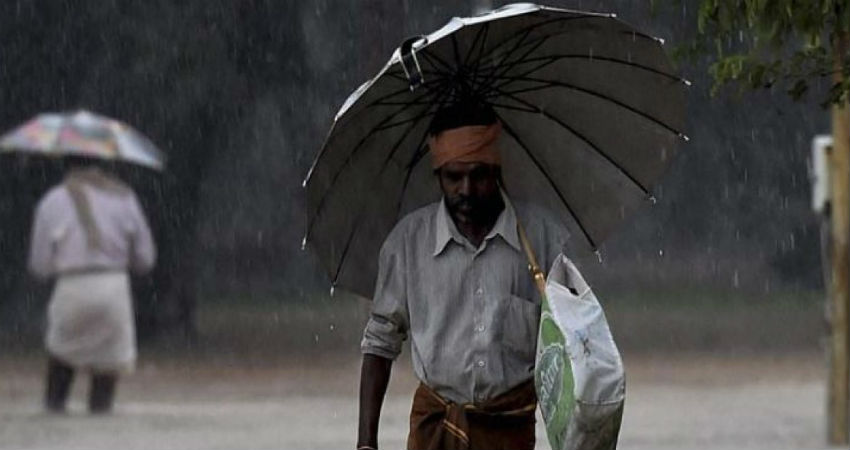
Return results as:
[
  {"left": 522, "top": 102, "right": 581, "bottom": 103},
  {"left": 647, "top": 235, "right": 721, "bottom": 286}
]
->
[{"left": 357, "top": 354, "right": 393, "bottom": 449}]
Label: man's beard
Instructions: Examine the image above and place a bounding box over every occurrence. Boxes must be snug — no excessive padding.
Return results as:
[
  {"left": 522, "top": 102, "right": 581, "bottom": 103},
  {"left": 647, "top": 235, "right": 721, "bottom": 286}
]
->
[{"left": 446, "top": 193, "right": 503, "bottom": 225}]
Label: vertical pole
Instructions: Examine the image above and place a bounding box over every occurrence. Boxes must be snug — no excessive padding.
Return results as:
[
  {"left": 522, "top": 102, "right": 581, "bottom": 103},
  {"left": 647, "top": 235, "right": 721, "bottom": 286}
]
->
[{"left": 828, "top": 31, "right": 850, "bottom": 447}]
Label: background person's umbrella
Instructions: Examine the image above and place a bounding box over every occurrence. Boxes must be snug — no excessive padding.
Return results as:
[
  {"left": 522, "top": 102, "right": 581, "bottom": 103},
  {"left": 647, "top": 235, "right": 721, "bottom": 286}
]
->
[
  {"left": 0, "top": 110, "right": 165, "bottom": 171},
  {"left": 304, "top": 3, "right": 688, "bottom": 298}
]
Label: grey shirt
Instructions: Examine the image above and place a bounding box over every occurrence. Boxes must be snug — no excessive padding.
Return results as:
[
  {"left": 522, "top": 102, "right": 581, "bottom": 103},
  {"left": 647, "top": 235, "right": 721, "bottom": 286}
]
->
[{"left": 361, "top": 194, "right": 568, "bottom": 404}]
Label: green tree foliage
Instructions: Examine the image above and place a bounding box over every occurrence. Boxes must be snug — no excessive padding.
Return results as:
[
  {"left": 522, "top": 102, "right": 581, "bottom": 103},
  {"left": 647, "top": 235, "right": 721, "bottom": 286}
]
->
[{"left": 666, "top": 0, "right": 850, "bottom": 104}]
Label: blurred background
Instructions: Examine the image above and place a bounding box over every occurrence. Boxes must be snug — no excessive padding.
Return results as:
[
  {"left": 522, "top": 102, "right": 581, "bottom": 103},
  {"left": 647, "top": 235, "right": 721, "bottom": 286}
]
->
[{"left": 0, "top": 1, "right": 833, "bottom": 449}]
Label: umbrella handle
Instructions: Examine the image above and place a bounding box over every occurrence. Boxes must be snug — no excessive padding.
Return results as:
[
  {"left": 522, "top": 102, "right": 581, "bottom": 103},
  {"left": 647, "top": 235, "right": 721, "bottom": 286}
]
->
[
  {"left": 400, "top": 36, "right": 427, "bottom": 92},
  {"left": 517, "top": 222, "right": 547, "bottom": 299}
]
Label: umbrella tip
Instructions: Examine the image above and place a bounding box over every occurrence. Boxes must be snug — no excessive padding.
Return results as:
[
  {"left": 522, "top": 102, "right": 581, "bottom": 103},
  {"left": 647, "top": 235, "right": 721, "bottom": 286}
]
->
[
  {"left": 303, "top": 166, "right": 316, "bottom": 187},
  {"left": 683, "top": 78, "right": 693, "bottom": 87}
]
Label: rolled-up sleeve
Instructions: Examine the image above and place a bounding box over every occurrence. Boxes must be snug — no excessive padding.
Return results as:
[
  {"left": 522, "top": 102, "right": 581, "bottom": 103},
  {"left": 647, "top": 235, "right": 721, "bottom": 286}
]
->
[{"left": 361, "top": 231, "right": 409, "bottom": 360}]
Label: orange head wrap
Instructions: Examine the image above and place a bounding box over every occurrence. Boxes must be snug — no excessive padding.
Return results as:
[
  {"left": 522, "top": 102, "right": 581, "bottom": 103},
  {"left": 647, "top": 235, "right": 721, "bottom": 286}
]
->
[{"left": 428, "top": 121, "right": 502, "bottom": 169}]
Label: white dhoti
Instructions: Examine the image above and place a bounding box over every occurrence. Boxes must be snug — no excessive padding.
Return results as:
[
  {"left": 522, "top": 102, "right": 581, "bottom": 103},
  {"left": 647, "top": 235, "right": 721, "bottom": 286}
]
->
[{"left": 46, "top": 271, "right": 136, "bottom": 373}]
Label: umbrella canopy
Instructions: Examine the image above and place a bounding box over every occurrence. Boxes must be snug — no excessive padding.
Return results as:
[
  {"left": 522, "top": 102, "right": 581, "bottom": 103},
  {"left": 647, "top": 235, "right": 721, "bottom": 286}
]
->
[
  {"left": 304, "top": 3, "right": 688, "bottom": 298},
  {"left": 0, "top": 110, "right": 165, "bottom": 171}
]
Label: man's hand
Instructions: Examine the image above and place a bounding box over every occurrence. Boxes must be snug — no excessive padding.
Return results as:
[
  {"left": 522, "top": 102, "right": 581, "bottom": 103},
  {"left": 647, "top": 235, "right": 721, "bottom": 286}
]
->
[{"left": 357, "top": 354, "right": 393, "bottom": 449}]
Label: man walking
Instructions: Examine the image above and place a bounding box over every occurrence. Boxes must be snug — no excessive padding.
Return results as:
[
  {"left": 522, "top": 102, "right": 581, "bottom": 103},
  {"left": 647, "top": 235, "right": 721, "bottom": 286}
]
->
[
  {"left": 29, "top": 159, "right": 156, "bottom": 413},
  {"left": 357, "top": 103, "right": 569, "bottom": 450}
]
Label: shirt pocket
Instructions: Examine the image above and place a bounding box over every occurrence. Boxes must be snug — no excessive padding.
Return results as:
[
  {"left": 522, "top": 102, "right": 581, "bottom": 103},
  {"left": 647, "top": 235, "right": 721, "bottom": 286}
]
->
[{"left": 501, "top": 294, "right": 541, "bottom": 363}]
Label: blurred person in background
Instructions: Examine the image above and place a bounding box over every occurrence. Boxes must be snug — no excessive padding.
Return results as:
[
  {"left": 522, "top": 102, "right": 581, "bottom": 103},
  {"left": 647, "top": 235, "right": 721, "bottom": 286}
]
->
[{"left": 28, "top": 157, "right": 156, "bottom": 414}]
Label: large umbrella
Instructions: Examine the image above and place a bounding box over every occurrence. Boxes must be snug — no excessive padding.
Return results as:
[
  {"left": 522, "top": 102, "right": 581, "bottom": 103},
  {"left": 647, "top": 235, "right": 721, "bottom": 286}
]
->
[
  {"left": 304, "top": 3, "right": 688, "bottom": 298},
  {"left": 0, "top": 110, "right": 165, "bottom": 171}
]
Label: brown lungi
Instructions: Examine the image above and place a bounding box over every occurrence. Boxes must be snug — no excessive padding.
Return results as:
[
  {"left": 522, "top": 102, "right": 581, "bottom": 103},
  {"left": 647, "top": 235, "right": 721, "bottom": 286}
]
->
[{"left": 407, "top": 380, "right": 537, "bottom": 450}]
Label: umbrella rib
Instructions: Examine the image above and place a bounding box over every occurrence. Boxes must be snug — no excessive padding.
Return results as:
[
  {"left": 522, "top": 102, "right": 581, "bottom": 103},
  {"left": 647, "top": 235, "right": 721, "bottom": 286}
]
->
[
  {"left": 306, "top": 96, "right": 438, "bottom": 231},
  {"left": 490, "top": 54, "right": 688, "bottom": 92},
  {"left": 385, "top": 71, "right": 451, "bottom": 98},
  {"left": 305, "top": 80, "right": 443, "bottom": 185},
  {"left": 464, "top": 22, "right": 488, "bottom": 67},
  {"left": 451, "top": 34, "right": 463, "bottom": 68},
  {"left": 474, "top": 19, "right": 665, "bottom": 85},
  {"left": 380, "top": 83, "right": 453, "bottom": 169},
  {"left": 484, "top": 102, "right": 539, "bottom": 113},
  {"left": 370, "top": 99, "right": 440, "bottom": 107},
  {"left": 328, "top": 97, "right": 445, "bottom": 287},
  {"left": 307, "top": 80, "right": 451, "bottom": 242},
  {"left": 477, "top": 15, "right": 618, "bottom": 62},
  {"left": 372, "top": 80, "right": 451, "bottom": 132},
  {"left": 374, "top": 110, "right": 440, "bottom": 132},
  {"left": 474, "top": 26, "right": 536, "bottom": 94},
  {"left": 386, "top": 85, "right": 455, "bottom": 234},
  {"left": 467, "top": 23, "right": 491, "bottom": 90},
  {"left": 393, "top": 131, "right": 433, "bottom": 220},
  {"left": 485, "top": 84, "right": 651, "bottom": 194},
  {"left": 494, "top": 111, "right": 597, "bottom": 249},
  {"left": 476, "top": 35, "right": 551, "bottom": 97},
  {"left": 419, "top": 48, "right": 455, "bottom": 75},
  {"left": 489, "top": 74, "right": 685, "bottom": 139},
  {"left": 308, "top": 106, "right": 432, "bottom": 227}
]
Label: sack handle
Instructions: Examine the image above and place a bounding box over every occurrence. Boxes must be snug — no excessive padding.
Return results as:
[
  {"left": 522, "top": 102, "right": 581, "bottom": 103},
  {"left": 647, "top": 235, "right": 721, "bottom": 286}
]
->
[{"left": 517, "top": 221, "right": 547, "bottom": 298}]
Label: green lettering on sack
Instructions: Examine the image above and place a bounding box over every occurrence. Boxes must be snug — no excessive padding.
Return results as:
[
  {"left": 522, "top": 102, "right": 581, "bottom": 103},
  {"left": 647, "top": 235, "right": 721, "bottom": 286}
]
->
[{"left": 535, "top": 307, "right": 575, "bottom": 449}]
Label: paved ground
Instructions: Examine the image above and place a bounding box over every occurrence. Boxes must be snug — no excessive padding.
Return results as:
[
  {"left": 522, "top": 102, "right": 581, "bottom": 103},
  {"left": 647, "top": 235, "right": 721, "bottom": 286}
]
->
[{"left": 0, "top": 352, "right": 833, "bottom": 450}]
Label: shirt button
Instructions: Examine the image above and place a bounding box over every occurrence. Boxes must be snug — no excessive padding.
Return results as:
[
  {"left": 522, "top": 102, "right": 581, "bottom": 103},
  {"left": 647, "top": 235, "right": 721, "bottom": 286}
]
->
[{"left": 477, "top": 360, "right": 486, "bottom": 368}]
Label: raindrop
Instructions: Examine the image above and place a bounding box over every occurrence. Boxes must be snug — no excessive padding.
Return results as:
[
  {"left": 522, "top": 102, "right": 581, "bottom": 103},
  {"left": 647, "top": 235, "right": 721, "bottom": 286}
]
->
[
  {"left": 329, "top": 324, "right": 335, "bottom": 331},
  {"left": 658, "top": 249, "right": 664, "bottom": 257},
  {"left": 732, "top": 270, "right": 739, "bottom": 288},
  {"left": 330, "top": 285, "right": 336, "bottom": 297},
  {"left": 314, "top": 334, "right": 319, "bottom": 343},
  {"left": 594, "top": 250, "right": 603, "bottom": 263},
  {"left": 648, "top": 195, "right": 657, "bottom": 204},
  {"left": 301, "top": 236, "right": 308, "bottom": 250}
]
